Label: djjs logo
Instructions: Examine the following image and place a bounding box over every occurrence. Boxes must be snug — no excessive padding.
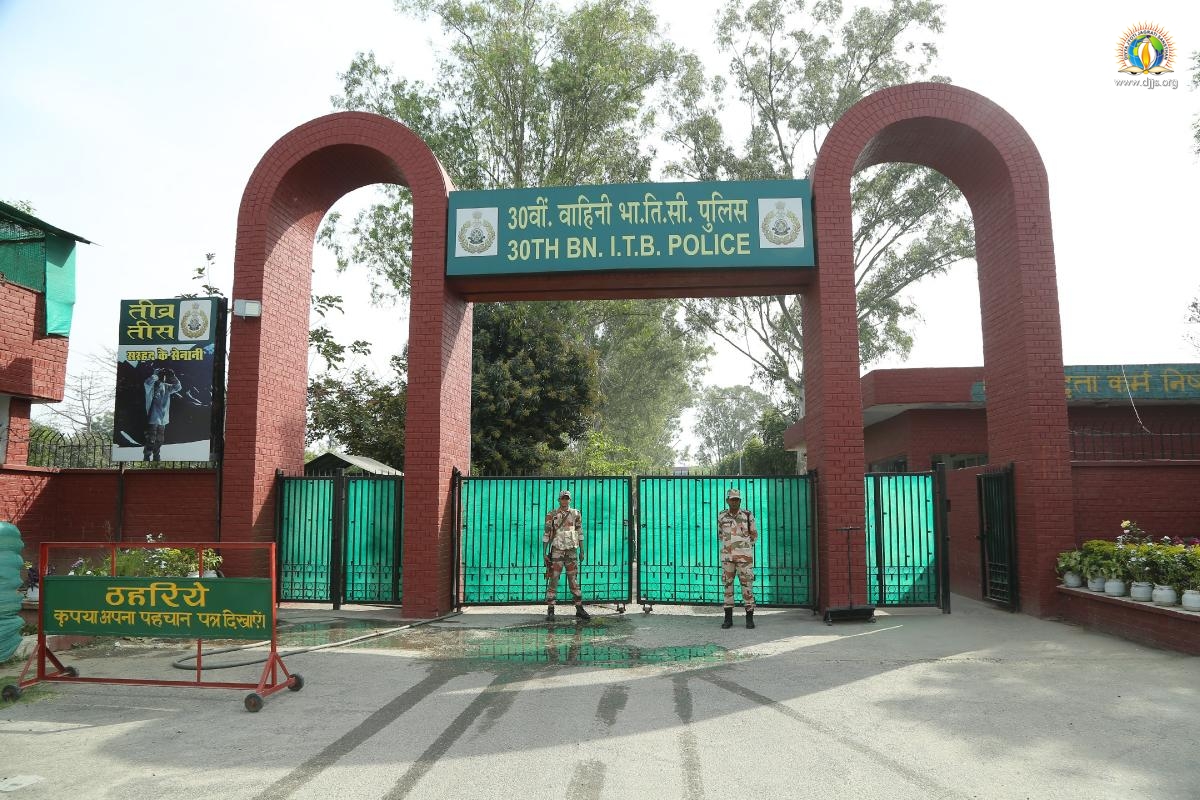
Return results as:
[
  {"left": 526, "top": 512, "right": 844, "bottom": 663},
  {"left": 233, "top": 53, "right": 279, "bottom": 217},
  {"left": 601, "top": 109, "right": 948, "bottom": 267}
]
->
[{"left": 1114, "top": 23, "right": 1178, "bottom": 89}]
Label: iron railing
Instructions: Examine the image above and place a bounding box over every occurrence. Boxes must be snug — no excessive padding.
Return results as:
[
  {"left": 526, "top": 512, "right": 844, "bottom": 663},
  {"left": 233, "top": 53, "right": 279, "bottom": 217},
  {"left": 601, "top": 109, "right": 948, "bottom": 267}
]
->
[
  {"left": 1069, "top": 423, "right": 1200, "bottom": 461},
  {"left": 23, "top": 428, "right": 216, "bottom": 470}
]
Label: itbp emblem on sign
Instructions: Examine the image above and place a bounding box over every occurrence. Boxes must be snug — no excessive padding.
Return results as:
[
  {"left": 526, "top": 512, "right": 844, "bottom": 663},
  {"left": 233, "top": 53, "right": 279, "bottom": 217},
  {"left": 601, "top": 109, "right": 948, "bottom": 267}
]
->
[{"left": 446, "top": 180, "right": 814, "bottom": 277}]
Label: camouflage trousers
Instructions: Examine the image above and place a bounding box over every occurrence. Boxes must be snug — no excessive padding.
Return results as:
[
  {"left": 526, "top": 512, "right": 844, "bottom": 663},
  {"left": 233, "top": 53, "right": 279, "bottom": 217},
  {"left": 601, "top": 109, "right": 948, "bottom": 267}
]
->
[
  {"left": 546, "top": 547, "right": 582, "bottom": 604},
  {"left": 721, "top": 560, "right": 755, "bottom": 609}
]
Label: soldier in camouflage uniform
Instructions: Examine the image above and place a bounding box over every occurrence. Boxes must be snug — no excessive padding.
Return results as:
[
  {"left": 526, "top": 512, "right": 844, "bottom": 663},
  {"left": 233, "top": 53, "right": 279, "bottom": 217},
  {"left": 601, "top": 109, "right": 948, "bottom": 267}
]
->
[
  {"left": 544, "top": 489, "right": 590, "bottom": 621},
  {"left": 718, "top": 487, "right": 758, "bottom": 629}
]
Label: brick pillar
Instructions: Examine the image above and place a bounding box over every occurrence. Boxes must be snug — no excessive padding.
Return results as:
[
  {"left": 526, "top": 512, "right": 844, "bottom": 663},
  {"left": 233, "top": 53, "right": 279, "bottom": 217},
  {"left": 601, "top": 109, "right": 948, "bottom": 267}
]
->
[
  {"left": 5, "top": 398, "right": 31, "bottom": 465},
  {"left": 225, "top": 114, "right": 470, "bottom": 613},
  {"left": 810, "top": 83, "right": 1072, "bottom": 617}
]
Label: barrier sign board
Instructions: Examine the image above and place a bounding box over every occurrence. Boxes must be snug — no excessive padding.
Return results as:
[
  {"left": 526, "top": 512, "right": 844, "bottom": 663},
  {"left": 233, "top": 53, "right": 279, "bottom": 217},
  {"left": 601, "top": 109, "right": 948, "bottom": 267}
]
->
[
  {"left": 447, "top": 180, "right": 814, "bottom": 277},
  {"left": 42, "top": 576, "right": 273, "bottom": 640}
]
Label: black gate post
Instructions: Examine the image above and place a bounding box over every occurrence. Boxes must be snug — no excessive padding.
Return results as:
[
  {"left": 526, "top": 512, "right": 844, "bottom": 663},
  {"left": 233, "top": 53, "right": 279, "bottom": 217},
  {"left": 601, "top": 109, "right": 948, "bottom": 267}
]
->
[
  {"left": 450, "top": 468, "right": 462, "bottom": 612},
  {"left": 935, "top": 462, "right": 951, "bottom": 614},
  {"left": 331, "top": 468, "right": 346, "bottom": 610},
  {"left": 274, "top": 468, "right": 285, "bottom": 602}
]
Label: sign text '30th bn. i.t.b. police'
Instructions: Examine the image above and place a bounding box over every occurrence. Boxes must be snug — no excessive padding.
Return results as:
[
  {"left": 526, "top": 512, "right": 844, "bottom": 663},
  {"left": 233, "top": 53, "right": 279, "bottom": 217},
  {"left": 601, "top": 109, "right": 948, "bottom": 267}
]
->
[{"left": 446, "top": 180, "right": 815, "bottom": 277}]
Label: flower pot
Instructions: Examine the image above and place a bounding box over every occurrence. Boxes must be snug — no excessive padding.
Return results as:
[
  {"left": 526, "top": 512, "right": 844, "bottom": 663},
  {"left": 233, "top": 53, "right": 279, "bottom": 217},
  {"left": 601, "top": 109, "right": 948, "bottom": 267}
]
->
[
  {"left": 1086, "top": 576, "right": 1107, "bottom": 592},
  {"left": 186, "top": 570, "right": 220, "bottom": 578},
  {"left": 1152, "top": 585, "right": 1178, "bottom": 607},
  {"left": 1103, "top": 578, "right": 1127, "bottom": 597},
  {"left": 24, "top": 587, "right": 39, "bottom": 602},
  {"left": 1063, "top": 571, "right": 1083, "bottom": 588},
  {"left": 1129, "top": 581, "right": 1153, "bottom": 601},
  {"left": 1181, "top": 590, "right": 1200, "bottom": 612}
]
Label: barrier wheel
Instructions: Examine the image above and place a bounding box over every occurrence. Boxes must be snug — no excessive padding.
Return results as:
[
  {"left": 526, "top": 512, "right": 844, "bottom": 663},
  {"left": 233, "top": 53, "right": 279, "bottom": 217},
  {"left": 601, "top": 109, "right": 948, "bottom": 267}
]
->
[
  {"left": 2, "top": 685, "right": 20, "bottom": 702},
  {"left": 288, "top": 674, "right": 304, "bottom": 692},
  {"left": 64, "top": 666, "right": 79, "bottom": 678},
  {"left": 244, "top": 692, "right": 264, "bottom": 713},
  {"left": 642, "top": 604, "right": 653, "bottom": 615}
]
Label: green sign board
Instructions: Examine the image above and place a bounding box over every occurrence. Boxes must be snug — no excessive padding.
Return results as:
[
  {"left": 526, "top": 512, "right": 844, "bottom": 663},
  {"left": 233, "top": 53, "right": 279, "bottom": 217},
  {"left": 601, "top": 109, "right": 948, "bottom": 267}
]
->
[
  {"left": 42, "top": 576, "right": 273, "bottom": 640},
  {"left": 969, "top": 364, "right": 1200, "bottom": 402},
  {"left": 446, "top": 180, "right": 814, "bottom": 276}
]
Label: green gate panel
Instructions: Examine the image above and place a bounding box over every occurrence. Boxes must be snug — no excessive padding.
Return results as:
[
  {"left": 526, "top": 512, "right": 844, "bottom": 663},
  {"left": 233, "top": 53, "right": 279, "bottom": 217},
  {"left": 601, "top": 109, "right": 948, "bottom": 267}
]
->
[
  {"left": 865, "top": 473, "right": 937, "bottom": 605},
  {"left": 279, "top": 478, "right": 333, "bottom": 602},
  {"left": 344, "top": 477, "right": 402, "bottom": 603},
  {"left": 461, "top": 477, "right": 631, "bottom": 604},
  {"left": 638, "top": 476, "right": 813, "bottom": 607}
]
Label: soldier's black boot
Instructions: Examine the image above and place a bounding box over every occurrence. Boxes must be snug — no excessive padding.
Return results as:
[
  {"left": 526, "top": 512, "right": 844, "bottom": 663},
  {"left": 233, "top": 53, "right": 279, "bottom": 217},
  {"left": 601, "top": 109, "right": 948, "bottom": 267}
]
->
[
  {"left": 721, "top": 607, "right": 733, "bottom": 629},
  {"left": 575, "top": 604, "right": 591, "bottom": 621},
  {"left": 546, "top": 605, "right": 555, "bottom": 621},
  {"left": 745, "top": 609, "right": 755, "bottom": 629}
]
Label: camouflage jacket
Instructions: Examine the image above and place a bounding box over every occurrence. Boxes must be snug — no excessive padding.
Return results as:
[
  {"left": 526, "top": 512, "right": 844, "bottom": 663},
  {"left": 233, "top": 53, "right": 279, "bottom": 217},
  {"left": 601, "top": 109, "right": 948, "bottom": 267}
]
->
[
  {"left": 717, "top": 509, "right": 757, "bottom": 563},
  {"left": 544, "top": 507, "right": 582, "bottom": 550}
]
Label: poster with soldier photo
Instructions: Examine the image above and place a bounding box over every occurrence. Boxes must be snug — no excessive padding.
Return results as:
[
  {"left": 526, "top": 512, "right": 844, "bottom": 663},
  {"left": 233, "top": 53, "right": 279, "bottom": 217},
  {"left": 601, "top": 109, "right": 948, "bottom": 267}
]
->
[{"left": 111, "top": 297, "right": 227, "bottom": 462}]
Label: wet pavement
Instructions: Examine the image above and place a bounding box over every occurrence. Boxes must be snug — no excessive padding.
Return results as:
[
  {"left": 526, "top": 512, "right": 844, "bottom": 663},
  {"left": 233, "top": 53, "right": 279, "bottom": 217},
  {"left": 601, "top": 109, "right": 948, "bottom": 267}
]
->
[{"left": 2, "top": 597, "right": 1198, "bottom": 799}]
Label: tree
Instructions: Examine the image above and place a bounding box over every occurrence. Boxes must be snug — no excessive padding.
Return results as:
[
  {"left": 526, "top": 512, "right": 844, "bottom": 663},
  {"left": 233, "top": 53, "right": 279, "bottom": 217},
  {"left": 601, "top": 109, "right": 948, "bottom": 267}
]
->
[
  {"left": 471, "top": 302, "right": 598, "bottom": 473},
  {"left": 307, "top": 354, "right": 409, "bottom": 469},
  {"left": 707, "top": 403, "right": 796, "bottom": 475},
  {"left": 693, "top": 384, "right": 769, "bottom": 465},
  {"left": 322, "top": 0, "right": 708, "bottom": 469},
  {"left": 35, "top": 350, "right": 116, "bottom": 437},
  {"left": 563, "top": 299, "right": 710, "bottom": 473},
  {"left": 665, "top": 0, "right": 974, "bottom": 406}
]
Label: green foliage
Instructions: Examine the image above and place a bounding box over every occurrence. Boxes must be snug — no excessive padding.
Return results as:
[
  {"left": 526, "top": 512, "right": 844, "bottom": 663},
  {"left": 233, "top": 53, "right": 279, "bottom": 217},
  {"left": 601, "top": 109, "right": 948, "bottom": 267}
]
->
[
  {"left": 667, "top": 0, "right": 974, "bottom": 404},
  {"left": 320, "top": 0, "right": 705, "bottom": 471},
  {"left": 1080, "top": 539, "right": 1118, "bottom": 579},
  {"left": 704, "top": 403, "right": 796, "bottom": 475},
  {"left": 307, "top": 354, "right": 409, "bottom": 469},
  {"left": 694, "top": 385, "right": 769, "bottom": 465},
  {"left": 67, "top": 535, "right": 221, "bottom": 577},
  {"left": 471, "top": 303, "right": 598, "bottom": 473},
  {"left": 1055, "top": 550, "right": 1082, "bottom": 576}
]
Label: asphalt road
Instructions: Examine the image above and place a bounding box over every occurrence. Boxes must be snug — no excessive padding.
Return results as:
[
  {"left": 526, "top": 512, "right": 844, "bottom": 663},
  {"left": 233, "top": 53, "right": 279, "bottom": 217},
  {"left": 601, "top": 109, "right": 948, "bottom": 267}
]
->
[{"left": 1, "top": 597, "right": 1198, "bottom": 799}]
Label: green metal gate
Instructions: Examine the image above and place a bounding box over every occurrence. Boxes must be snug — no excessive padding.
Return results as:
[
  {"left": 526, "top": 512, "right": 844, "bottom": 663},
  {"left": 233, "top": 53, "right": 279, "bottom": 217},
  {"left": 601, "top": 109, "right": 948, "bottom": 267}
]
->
[
  {"left": 637, "top": 476, "right": 815, "bottom": 607},
  {"left": 978, "top": 463, "right": 1017, "bottom": 610},
  {"left": 864, "top": 469, "right": 947, "bottom": 608},
  {"left": 459, "top": 477, "right": 632, "bottom": 605},
  {"left": 276, "top": 473, "right": 403, "bottom": 605}
]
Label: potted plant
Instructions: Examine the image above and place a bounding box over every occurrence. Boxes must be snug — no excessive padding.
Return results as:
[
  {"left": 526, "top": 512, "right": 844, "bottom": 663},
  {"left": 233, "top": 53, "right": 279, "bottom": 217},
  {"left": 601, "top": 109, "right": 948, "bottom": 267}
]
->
[
  {"left": 1152, "top": 543, "right": 1186, "bottom": 607},
  {"left": 1080, "top": 540, "right": 1112, "bottom": 592},
  {"left": 1056, "top": 550, "right": 1084, "bottom": 588},
  {"left": 1125, "top": 544, "right": 1154, "bottom": 601},
  {"left": 1180, "top": 548, "right": 1200, "bottom": 612}
]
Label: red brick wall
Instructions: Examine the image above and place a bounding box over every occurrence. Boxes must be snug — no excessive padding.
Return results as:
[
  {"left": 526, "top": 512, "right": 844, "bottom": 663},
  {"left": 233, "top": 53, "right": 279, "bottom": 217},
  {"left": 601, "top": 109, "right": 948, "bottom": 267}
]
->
[
  {"left": 1, "top": 466, "right": 217, "bottom": 565},
  {"left": 811, "top": 83, "right": 1072, "bottom": 615},
  {"left": 0, "top": 282, "right": 68, "bottom": 402},
  {"left": 4, "top": 397, "right": 32, "bottom": 465},
  {"left": 1071, "top": 462, "right": 1200, "bottom": 543},
  {"left": 1056, "top": 590, "right": 1200, "bottom": 656},
  {"left": 865, "top": 409, "right": 989, "bottom": 470}
]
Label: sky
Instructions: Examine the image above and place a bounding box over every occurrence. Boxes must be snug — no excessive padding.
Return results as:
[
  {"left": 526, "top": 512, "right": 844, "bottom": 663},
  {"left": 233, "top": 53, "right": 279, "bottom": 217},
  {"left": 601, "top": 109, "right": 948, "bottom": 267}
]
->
[{"left": 2, "top": 0, "right": 1199, "bottom": 450}]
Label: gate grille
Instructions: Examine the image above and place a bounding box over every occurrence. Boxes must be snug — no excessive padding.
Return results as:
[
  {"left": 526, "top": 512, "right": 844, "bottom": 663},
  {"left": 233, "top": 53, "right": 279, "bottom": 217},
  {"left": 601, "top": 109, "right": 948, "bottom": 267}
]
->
[
  {"left": 276, "top": 474, "right": 403, "bottom": 604},
  {"left": 978, "top": 464, "right": 1018, "bottom": 609},
  {"left": 865, "top": 472, "right": 939, "bottom": 606},
  {"left": 460, "top": 477, "right": 631, "bottom": 604},
  {"left": 637, "top": 476, "right": 814, "bottom": 607}
]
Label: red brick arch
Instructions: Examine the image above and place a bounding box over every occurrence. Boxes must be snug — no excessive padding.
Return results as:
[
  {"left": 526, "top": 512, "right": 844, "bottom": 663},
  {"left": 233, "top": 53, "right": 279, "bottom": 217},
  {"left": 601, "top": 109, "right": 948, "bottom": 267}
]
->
[
  {"left": 222, "top": 112, "right": 471, "bottom": 617},
  {"left": 804, "top": 83, "right": 1072, "bottom": 615}
]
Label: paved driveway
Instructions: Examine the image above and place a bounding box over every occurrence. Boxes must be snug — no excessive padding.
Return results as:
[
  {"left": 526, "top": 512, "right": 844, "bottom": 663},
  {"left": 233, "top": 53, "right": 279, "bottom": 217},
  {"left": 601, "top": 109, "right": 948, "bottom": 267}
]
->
[{"left": 1, "top": 596, "right": 1197, "bottom": 799}]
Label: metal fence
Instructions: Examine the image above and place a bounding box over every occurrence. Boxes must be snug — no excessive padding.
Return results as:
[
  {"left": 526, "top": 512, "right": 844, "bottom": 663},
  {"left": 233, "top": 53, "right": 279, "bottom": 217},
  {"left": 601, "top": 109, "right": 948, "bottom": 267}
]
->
[
  {"left": 24, "top": 427, "right": 217, "bottom": 470},
  {"left": 864, "top": 472, "right": 940, "bottom": 606},
  {"left": 460, "top": 476, "right": 632, "bottom": 605},
  {"left": 1069, "top": 423, "right": 1200, "bottom": 461},
  {"left": 637, "top": 475, "right": 815, "bottom": 607}
]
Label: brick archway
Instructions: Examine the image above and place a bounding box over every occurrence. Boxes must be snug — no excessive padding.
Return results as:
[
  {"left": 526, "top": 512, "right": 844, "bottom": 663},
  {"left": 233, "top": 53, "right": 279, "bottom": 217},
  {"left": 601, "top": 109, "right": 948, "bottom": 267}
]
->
[
  {"left": 804, "top": 82, "right": 1072, "bottom": 615},
  {"left": 222, "top": 112, "right": 471, "bottom": 618}
]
